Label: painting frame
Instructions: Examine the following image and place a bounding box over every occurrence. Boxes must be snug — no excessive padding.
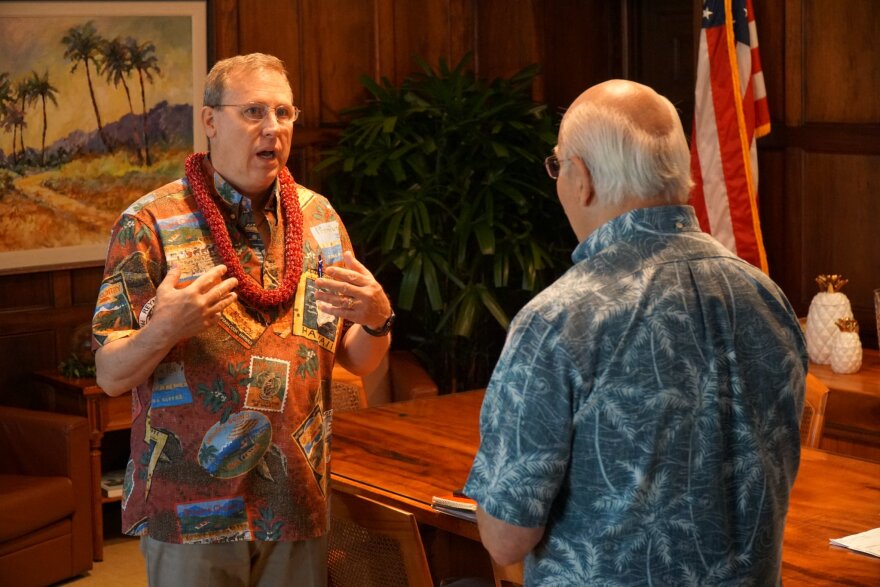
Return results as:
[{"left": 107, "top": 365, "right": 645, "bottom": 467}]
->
[{"left": 0, "top": 1, "right": 208, "bottom": 275}]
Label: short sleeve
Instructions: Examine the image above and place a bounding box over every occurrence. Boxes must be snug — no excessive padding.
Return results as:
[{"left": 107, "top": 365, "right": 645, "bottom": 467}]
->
[
  {"left": 92, "top": 214, "right": 163, "bottom": 348},
  {"left": 464, "top": 309, "right": 576, "bottom": 528}
]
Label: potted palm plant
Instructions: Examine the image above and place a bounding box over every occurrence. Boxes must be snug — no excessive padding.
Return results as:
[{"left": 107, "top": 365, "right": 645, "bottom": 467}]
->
[{"left": 318, "top": 57, "right": 574, "bottom": 392}]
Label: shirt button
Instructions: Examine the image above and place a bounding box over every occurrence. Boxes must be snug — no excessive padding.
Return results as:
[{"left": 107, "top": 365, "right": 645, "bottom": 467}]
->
[
  {"left": 675, "top": 222, "right": 684, "bottom": 229},
  {"left": 230, "top": 213, "right": 236, "bottom": 219}
]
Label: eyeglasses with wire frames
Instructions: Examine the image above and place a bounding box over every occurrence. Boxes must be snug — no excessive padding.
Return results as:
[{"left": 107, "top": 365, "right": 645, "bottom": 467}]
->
[
  {"left": 544, "top": 152, "right": 569, "bottom": 180},
  {"left": 209, "top": 102, "right": 301, "bottom": 124}
]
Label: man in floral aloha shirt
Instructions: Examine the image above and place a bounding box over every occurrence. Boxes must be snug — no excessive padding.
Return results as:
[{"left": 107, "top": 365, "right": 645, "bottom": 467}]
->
[
  {"left": 93, "top": 53, "right": 394, "bottom": 586},
  {"left": 465, "top": 80, "right": 806, "bottom": 586}
]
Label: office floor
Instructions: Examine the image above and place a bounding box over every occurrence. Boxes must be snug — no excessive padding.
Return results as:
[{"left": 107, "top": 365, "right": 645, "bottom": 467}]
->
[{"left": 55, "top": 504, "right": 146, "bottom": 587}]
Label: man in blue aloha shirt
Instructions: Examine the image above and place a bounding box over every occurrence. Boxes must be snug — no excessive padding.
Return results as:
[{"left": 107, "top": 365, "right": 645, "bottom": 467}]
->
[{"left": 464, "top": 80, "right": 807, "bottom": 586}]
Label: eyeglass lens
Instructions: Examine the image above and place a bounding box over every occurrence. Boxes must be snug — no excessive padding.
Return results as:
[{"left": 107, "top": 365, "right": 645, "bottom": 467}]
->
[{"left": 239, "top": 103, "right": 299, "bottom": 122}]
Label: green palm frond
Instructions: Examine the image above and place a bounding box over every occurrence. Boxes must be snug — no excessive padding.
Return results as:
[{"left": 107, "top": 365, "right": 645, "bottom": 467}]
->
[{"left": 319, "top": 55, "right": 574, "bottom": 391}]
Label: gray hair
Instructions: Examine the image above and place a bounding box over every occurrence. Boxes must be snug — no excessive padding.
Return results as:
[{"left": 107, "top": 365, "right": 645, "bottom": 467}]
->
[
  {"left": 203, "top": 53, "right": 290, "bottom": 106},
  {"left": 558, "top": 95, "right": 692, "bottom": 205}
]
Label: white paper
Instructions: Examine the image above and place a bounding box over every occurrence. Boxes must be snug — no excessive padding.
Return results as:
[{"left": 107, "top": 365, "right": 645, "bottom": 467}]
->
[{"left": 830, "top": 527, "right": 880, "bottom": 558}]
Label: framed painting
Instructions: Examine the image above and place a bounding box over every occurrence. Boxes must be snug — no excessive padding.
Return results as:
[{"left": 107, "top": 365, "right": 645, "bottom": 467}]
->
[{"left": 0, "top": 1, "right": 207, "bottom": 274}]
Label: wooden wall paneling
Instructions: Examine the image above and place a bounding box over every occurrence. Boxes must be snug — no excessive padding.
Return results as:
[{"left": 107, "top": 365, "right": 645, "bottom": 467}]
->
[
  {"left": 392, "top": 0, "right": 456, "bottom": 81},
  {"left": 803, "top": 0, "right": 880, "bottom": 124},
  {"left": 784, "top": 0, "right": 803, "bottom": 125},
  {"left": 757, "top": 149, "right": 790, "bottom": 290},
  {"left": 0, "top": 303, "right": 91, "bottom": 336},
  {"left": 297, "top": 0, "right": 329, "bottom": 191},
  {"left": 71, "top": 267, "right": 103, "bottom": 306},
  {"left": 0, "top": 267, "right": 98, "bottom": 408},
  {"left": 212, "top": 0, "right": 240, "bottom": 61},
  {"left": 783, "top": 125, "right": 880, "bottom": 156},
  {"left": 782, "top": 147, "right": 806, "bottom": 315},
  {"left": 304, "top": 0, "right": 376, "bottom": 126},
  {"left": 781, "top": 0, "right": 880, "bottom": 349},
  {"left": 630, "top": 0, "right": 694, "bottom": 131},
  {"left": 0, "top": 271, "right": 50, "bottom": 406},
  {"left": 0, "top": 272, "right": 52, "bottom": 309},
  {"left": 374, "top": 0, "right": 396, "bottom": 81},
  {"left": 448, "top": 0, "right": 475, "bottom": 74},
  {"left": 801, "top": 153, "right": 880, "bottom": 347},
  {"left": 0, "top": 331, "right": 56, "bottom": 408},
  {"left": 753, "top": 0, "right": 785, "bottom": 122},
  {"left": 474, "top": 0, "right": 541, "bottom": 84},
  {"left": 541, "top": 0, "right": 623, "bottom": 114},
  {"left": 52, "top": 271, "right": 72, "bottom": 310},
  {"left": 236, "top": 0, "right": 301, "bottom": 95}
]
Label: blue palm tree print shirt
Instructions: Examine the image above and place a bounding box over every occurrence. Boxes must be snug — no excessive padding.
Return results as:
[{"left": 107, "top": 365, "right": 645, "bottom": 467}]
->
[{"left": 465, "top": 205, "right": 807, "bottom": 586}]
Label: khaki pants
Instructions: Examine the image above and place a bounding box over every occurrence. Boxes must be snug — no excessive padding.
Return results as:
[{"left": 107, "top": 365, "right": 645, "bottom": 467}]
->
[{"left": 140, "top": 535, "right": 328, "bottom": 587}]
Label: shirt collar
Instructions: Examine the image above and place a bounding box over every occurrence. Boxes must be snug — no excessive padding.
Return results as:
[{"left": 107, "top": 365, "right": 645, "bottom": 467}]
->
[
  {"left": 572, "top": 205, "right": 701, "bottom": 264},
  {"left": 202, "top": 157, "right": 279, "bottom": 218}
]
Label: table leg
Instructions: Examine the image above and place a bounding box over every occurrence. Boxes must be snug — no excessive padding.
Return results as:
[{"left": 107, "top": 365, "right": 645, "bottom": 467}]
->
[{"left": 89, "top": 438, "right": 105, "bottom": 561}]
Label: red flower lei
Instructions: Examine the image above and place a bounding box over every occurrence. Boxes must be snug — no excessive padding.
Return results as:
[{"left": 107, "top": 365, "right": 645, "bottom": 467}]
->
[{"left": 185, "top": 152, "right": 303, "bottom": 308}]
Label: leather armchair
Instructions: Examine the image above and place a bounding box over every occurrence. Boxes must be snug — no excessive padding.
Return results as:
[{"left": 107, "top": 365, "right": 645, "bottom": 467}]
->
[
  {"left": 388, "top": 350, "right": 439, "bottom": 402},
  {"left": 0, "top": 406, "right": 92, "bottom": 586},
  {"left": 335, "top": 350, "right": 439, "bottom": 407}
]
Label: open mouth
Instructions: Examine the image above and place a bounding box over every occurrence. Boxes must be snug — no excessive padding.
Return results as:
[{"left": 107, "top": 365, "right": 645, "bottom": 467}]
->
[{"left": 257, "top": 150, "right": 276, "bottom": 160}]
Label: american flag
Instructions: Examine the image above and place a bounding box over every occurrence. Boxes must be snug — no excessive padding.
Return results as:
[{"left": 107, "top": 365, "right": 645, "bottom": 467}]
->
[{"left": 689, "top": 0, "right": 771, "bottom": 272}]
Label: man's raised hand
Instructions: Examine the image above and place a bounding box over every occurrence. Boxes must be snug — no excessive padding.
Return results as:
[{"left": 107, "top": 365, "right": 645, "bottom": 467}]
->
[{"left": 152, "top": 264, "right": 239, "bottom": 341}]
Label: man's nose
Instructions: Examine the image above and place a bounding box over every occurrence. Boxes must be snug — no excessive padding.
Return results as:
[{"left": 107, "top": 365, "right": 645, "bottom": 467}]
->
[{"left": 261, "top": 111, "right": 281, "bottom": 133}]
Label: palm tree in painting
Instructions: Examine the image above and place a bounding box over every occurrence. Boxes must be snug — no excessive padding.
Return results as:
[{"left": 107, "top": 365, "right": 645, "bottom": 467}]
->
[
  {"left": 62, "top": 21, "right": 113, "bottom": 154},
  {"left": 101, "top": 37, "right": 143, "bottom": 164},
  {"left": 12, "top": 79, "right": 33, "bottom": 164},
  {"left": 2, "top": 107, "right": 24, "bottom": 165},
  {"left": 126, "top": 38, "right": 160, "bottom": 166},
  {"left": 28, "top": 71, "right": 59, "bottom": 166},
  {"left": 0, "top": 72, "right": 13, "bottom": 163}
]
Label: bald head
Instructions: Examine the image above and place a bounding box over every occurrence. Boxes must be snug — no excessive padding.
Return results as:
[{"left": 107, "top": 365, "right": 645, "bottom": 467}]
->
[
  {"left": 559, "top": 79, "right": 692, "bottom": 205},
  {"left": 574, "top": 80, "right": 678, "bottom": 137}
]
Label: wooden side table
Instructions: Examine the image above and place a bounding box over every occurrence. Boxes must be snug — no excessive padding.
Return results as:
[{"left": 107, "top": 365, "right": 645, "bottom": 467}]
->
[
  {"left": 808, "top": 348, "right": 880, "bottom": 461},
  {"left": 808, "top": 348, "right": 880, "bottom": 397},
  {"left": 32, "top": 371, "right": 131, "bottom": 562}
]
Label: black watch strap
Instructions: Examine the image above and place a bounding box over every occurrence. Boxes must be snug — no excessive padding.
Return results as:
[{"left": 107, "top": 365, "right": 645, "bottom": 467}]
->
[{"left": 362, "top": 309, "right": 395, "bottom": 337}]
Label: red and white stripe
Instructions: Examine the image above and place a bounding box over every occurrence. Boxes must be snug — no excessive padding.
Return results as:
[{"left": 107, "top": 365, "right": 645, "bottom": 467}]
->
[{"left": 689, "top": 0, "right": 770, "bottom": 272}]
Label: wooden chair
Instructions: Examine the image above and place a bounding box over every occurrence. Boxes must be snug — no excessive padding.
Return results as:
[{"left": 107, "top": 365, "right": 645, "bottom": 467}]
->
[
  {"left": 331, "top": 380, "right": 368, "bottom": 412},
  {"left": 491, "top": 559, "right": 524, "bottom": 587},
  {"left": 328, "top": 491, "right": 433, "bottom": 587},
  {"left": 801, "top": 373, "right": 830, "bottom": 448}
]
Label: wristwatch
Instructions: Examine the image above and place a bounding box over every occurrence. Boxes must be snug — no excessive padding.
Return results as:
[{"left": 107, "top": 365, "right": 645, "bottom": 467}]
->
[{"left": 362, "top": 309, "right": 395, "bottom": 337}]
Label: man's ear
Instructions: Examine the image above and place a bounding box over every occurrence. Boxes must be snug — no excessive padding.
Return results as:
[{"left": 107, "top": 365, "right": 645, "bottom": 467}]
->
[
  {"left": 201, "top": 106, "right": 217, "bottom": 139},
  {"left": 571, "top": 156, "right": 594, "bottom": 207}
]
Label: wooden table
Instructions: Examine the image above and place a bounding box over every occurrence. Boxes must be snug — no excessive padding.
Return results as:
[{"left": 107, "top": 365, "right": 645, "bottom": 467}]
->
[
  {"left": 332, "top": 390, "right": 484, "bottom": 542},
  {"left": 809, "top": 348, "right": 880, "bottom": 398},
  {"left": 331, "top": 391, "right": 880, "bottom": 586},
  {"left": 809, "top": 348, "right": 880, "bottom": 461},
  {"left": 32, "top": 371, "right": 131, "bottom": 562},
  {"left": 784, "top": 448, "right": 880, "bottom": 585}
]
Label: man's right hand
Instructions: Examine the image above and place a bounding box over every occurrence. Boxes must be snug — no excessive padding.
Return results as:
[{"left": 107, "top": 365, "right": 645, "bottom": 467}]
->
[
  {"left": 152, "top": 264, "right": 239, "bottom": 341},
  {"left": 95, "top": 264, "right": 238, "bottom": 396}
]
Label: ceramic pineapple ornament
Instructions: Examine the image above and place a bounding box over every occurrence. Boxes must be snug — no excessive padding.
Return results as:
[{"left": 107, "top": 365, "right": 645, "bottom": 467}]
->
[
  {"left": 830, "top": 317, "right": 862, "bottom": 374},
  {"left": 805, "top": 274, "right": 852, "bottom": 364}
]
